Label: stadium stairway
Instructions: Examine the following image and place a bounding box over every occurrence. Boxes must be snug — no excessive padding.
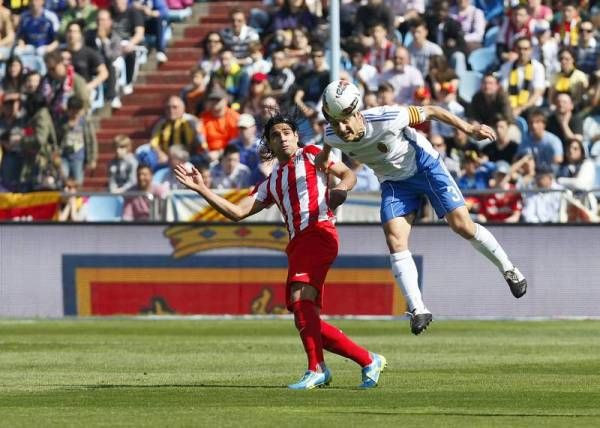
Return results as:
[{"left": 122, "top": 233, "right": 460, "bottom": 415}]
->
[{"left": 84, "top": 0, "right": 262, "bottom": 190}]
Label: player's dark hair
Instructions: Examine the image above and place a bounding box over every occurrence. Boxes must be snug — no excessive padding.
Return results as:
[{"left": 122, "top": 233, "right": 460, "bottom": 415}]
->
[{"left": 259, "top": 111, "right": 301, "bottom": 162}]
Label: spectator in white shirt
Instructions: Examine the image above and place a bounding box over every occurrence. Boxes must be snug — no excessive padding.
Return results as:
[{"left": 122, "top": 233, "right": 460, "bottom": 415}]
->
[
  {"left": 378, "top": 46, "right": 424, "bottom": 105},
  {"left": 406, "top": 19, "right": 444, "bottom": 77}
]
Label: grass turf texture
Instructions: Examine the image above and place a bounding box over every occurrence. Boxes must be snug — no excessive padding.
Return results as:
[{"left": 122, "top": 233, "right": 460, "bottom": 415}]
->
[{"left": 0, "top": 320, "right": 599, "bottom": 427}]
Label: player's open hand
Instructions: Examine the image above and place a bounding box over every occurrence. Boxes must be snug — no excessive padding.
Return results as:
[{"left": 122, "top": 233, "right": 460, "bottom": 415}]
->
[
  {"left": 173, "top": 164, "right": 204, "bottom": 191},
  {"left": 328, "top": 186, "right": 348, "bottom": 211},
  {"left": 470, "top": 123, "right": 497, "bottom": 142}
]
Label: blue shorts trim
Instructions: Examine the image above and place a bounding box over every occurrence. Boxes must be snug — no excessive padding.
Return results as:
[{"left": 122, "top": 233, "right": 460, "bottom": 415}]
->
[{"left": 380, "top": 160, "right": 465, "bottom": 223}]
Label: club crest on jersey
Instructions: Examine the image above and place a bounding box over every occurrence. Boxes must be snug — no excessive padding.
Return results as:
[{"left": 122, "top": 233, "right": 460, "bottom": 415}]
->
[{"left": 377, "top": 143, "right": 388, "bottom": 153}]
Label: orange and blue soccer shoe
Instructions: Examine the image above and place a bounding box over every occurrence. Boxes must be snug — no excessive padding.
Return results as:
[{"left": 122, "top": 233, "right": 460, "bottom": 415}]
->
[
  {"left": 359, "top": 353, "right": 387, "bottom": 389},
  {"left": 288, "top": 368, "right": 332, "bottom": 390}
]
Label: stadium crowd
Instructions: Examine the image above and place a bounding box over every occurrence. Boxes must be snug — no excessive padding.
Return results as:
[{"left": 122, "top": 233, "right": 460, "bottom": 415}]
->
[{"left": 0, "top": 0, "right": 599, "bottom": 223}]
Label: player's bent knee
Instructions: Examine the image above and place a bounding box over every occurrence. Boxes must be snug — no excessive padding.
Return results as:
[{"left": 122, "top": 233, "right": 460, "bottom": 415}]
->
[{"left": 289, "top": 282, "right": 318, "bottom": 303}]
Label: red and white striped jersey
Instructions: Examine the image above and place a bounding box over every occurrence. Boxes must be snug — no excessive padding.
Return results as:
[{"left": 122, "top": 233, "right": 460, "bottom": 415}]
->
[{"left": 253, "top": 145, "right": 334, "bottom": 240}]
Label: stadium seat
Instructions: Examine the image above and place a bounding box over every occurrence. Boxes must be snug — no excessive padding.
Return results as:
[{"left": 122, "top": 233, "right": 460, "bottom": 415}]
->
[
  {"left": 514, "top": 116, "right": 528, "bottom": 138},
  {"left": 86, "top": 195, "right": 124, "bottom": 222},
  {"left": 403, "top": 31, "right": 413, "bottom": 47},
  {"left": 483, "top": 26, "right": 499, "bottom": 47},
  {"left": 152, "top": 167, "right": 170, "bottom": 184},
  {"left": 468, "top": 46, "right": 497, "bottom": 73},
  {"left": 19, "top": 53, "right": 47, "bottom": 75},
  {"left": 458, "top": 71, "right": 483, "bottom": 103},
  {"left": 475, "top": 0, "right": 504, "bottom": 22}
]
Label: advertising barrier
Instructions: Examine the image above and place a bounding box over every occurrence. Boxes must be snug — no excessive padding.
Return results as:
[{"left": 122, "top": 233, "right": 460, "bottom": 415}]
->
[{"left": 0, "top": 224, "right": 599, "bottom": 318}]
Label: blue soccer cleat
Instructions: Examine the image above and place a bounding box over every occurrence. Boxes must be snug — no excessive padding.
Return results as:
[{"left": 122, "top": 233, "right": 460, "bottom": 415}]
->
[
  {"left": 288, "top": 367, "right": 332, "bottom": 390},
  {"left": 359, "top": 353, "right": 387, "bottom": 389}
]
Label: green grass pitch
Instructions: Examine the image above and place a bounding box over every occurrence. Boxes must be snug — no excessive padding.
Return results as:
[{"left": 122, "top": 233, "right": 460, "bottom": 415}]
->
[{"left": 0, "top": 319, "right": 599, "bottom": 427}]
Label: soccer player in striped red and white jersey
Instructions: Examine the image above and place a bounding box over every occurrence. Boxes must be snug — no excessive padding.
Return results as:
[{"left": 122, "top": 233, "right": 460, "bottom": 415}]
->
[{"left": 173, "top": 113, "right": 387, "bottom": 390}]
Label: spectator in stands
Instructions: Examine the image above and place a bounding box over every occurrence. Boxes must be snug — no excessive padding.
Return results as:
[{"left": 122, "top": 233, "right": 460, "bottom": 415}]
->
[
  {"left": 255, "top": 95, "right": 279, "bottom": 136},
  {"left": 548, "top": 47, "right": 589, "bottom": 106},
  {"left": 553, "top": 0, "right": 580, "bottom": 49},
  {"left": 584, "top": 112, "right": 600, "bottom": 158},
  {"left": 388, "top": 0, "right": 424, "bottom": 33},
  {"left": 180, "top": 66, "right": 206, "bottom": 115},
  {"left": 447, "top": 126, "right": 480, "bottom": 164},
  {"left": 0, "top": 3, "right": 14, "bottom": 60},
  {"left": 498, "top": 37, "right": 546, "bottom": 119},
  {"left": 546, "top": 93, "right": 584, "bottom": 148},
  {"left": 376, "top": 82, "right": 397, "bottom": 107},
  {"left": 241, "top": 72, "right": 271, "bottom": 117},
  {"left": 23, "top": 70, "right": 42, "bottom": 95},
  {"left": 164, "top": 0, "right": 192, "bottom": 23},
  {"left": 517, "top": 109, "right": 563, "bottom": 171},
  {"left": 199, "top": 31, "right": 224, "bottom": 76},
  {"left": 527, "top": 0, "right": 553, "bottom": 24},
  {"left": 425, "top": 54, "right": 457, "bottom": 102},
  {"left": 576, "top": 20, "right": 599, "bottom": 75},
  {"left": 425, "top": 0, "right": 466, "bottom": 73},
  {"left": 364, "top": 23, "right": 395, "bottom": 73},
  {"left": 497, "top": 4, "right": 534, "bottom": 62},
  {"left": 150, "top": 95, "right": 204, "bottom": 165},
  {"left": 110, "top": 0, "right": 145, "bottom": 93},
  {"left": 482, "top": 115, "right": 519, "bottom": 163},
  {"left": 159, "top": 143, "right": 193, "bottom": 190},
  {"left": 430, "top": 82, "right": 465, "bottom": 139},
  {"left": 531, "top": 20, "right": 560, "bottom": 78},
  {"left": 354, "top": 0, "right": 394, "bottom": 44},
  {"left": 16, "top": 0, "right": 59, "bottom": 56},
  {"left": 131, "top": 0, "right": 169, "bottom": 63},
  {"left": 122, "top": 163, "right": 167, "bottom": 221},
  {"left": 108, "top": 134, "right": 138, "bottom": 193},
  {"left": 0, "top": 92, "right": 27, "bottom": 192},
  {"left": 210, "top": 143, "right": 251, "bottom": 189},
  {"left": 450, "top": 0, "right": 485, "bottom": 52},
  {"left": 85, "top": 9, "right": 123, "bottom": 109},
  {"left": 557, "top": 138, "right": 596, "bottom": 192},
  {"left": 407, "top": 19, "right": 444, "bottom": 77},
  {"left": 469, "top": 73, "right": 513, "bottom": 126},
  {"left": 229, "top": 113, "right": 260, "bottom": 176},
  {"left": 199, "top": 84, "right": 240, "bottom": 162},
  {"left": 42, "top": 49, "right": 90, "bottom": 127},
  {"left": 285, "top": 27, "right": 311, "bottom": 69},
  {"left": 346, "top": 156, "right": 379, "bottom": 192},
  {"left": 245, "top": 40, "right": 271, "bottom": 77},
  {"left": 2, "top": 56, "right": 26, "bottom": 92},
  {"left": 377, "top": 46, "right": 423, "bottom": 106},
  {"left": 457, "top": 149, "right": 492, "bottom": 191},
  {"left": 192, "top": 160, "right": 213, "bottom": 189},
  {"left": 347, "top": 43, "right": 378, "bottom": 93},
  {"left": 430, "top": 133, "right": 461, "bottom": 179},
  {"left": 478, "top": 160, "right": 522, "bottom": 223},
  {"left": 20, "top": 91, "right": 59, "bottom": 191},
  {"left": 520, "top": 165, "right": 565, "bottom": 223},
  {"left": 59, "top": 0, "right": 98, "bottom": 37},
  {"left": 293, "top": 44, "right": 329, "bottom": 118},
  {"left": 65, "top": 20, "right": 109, "bottom": 95},
  {"left": 56, "top": 95, "right": 97, "bottom": 185},
  {"left": 269, "top": 0, "right": 319, "bottom": 34},
  {"left": 212, "top": 49, "right": 249, "bottom": 106},
  {"left": 220, "top": 7, "right": 259, "bottom": 66},
  {"left": 58, "top": 177, "right": 88, "bottom": 221},
  {"left": 267, "top": 48, "right": 295, "bottom": 102},
  {"left": 363, "top": 90, "right": 378, "bottom": 109}
]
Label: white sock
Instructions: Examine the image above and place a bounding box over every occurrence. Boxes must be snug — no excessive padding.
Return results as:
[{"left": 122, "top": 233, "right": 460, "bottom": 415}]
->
[
  {"left": 469, "top": 224, "right": 514, "bottom": 273},
  {"left": 390, "top": 250, "right": 426, "bottom": 313}
]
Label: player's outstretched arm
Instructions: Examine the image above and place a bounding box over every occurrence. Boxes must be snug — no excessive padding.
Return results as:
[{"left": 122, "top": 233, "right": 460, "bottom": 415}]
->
[
  {"left": 326, "top": 160, "right": 357, "bottom": 211},
  {"left": 173, "top": 164, "right": 266, "bottom": 222},
  {"left": 314, "top": 143, "right": 333, "bottom": 172},
  {"left": 422, "top": 105, "right": 497, "bottom": 142}
]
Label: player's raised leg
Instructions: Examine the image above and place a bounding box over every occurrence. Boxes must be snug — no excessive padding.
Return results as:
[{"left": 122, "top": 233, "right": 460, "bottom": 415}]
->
[
  {"left": 287, "top": 283, "right": 331, "bottom": 390},
  {"left": 445, "top": 207, "right": 527, "bottom": 298},
  {"left": 382, "top": 213, "right": 432, "bottom": 335}
]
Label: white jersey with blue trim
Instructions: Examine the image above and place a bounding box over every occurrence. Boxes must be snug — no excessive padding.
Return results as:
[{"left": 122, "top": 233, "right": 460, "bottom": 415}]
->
[{"left": 323, "top": 106, "right": 440, "bottom": 183}]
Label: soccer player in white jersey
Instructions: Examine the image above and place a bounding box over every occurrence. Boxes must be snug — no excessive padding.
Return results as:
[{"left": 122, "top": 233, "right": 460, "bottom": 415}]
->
[
  {"left": 317, "top": 80, "right": 527, "bottom": 335},
  {"left": 174, "top": 113, "right": 387, "bottom": 390}
]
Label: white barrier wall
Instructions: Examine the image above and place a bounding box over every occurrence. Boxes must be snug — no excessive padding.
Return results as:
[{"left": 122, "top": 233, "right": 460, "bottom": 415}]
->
[{"left": 0, "top": 224, "right": 599, "bottom": 318}]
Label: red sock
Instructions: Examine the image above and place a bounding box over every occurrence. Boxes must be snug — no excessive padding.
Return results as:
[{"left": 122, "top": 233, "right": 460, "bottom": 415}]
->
[
  {"left": 320, "top": 320, "right": 372, "bottom": 367},
  {"left": 290, "top": 300, "right": 324, "bottom": 371}
]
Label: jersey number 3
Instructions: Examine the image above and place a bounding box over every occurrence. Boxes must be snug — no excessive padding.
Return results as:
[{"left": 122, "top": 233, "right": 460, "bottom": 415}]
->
[{"left": 446, "top": 186, "right": 462, "bottom": 202}]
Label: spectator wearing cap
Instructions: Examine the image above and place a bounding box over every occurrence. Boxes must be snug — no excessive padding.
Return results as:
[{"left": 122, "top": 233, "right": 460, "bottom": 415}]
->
[
  {"left": 469, "top": 73, "right": 513, "bottom": 127},
  {"left": 212, "top": 49, "right": 250, "bottom": 106},
  {"left": 149, "top": 95, "right": 204, "bottom": 165},
  {"left": 180, "top": 67, "right": 207, "bottom": 116},
  {"left": 406, "top": 19, "right": 444, "bottom": 77},
  {"left": 210, "top": 144, "right": 251, "bottom": 189},
  {"left": 546, "top": 93, "right": 583, "bottom": 149},
  {"left": 498, "top": 37, "right": 546, "bottom": 119},
  {"left": 108, "top": 134, "right": 138, "bottom": 193},
  {"left": 241, "top": 72, "right": 271, "bottom": 117},
  {"left": 519, "top": 165, "right": 565, "bottom": 223},
  {"left": 478, "top": 160, "right": 522, "bottom": 223},
  {"left": 199, "top": 84, "right": 240, "bottom": 162},
  {"left": 377, "top": 46, "right": 424, "bottom": 106},
  {"left": 229, "top": 113, "right": 261, "bottom": 176},
  {"left": 267, "top": 48, "right": 295, "bottom": 101},
  {"left": 0, "top": 92, "right": 27, "bottom": 192},
  {"left": 220, "top": 8, "right": 259, "bottom": 66},
  {"left": 532, "top": 20, "right": 560, "bottom": 78},
  {"left": 576, "top": 20, "right": 599, "bottom": 75},
  {"left": 15, "top": 0, "right": 59, "bottom": 56},
  {"left": 548, "top": 48, "right": 588, "bottom": 106},
  {"left": 516, "top": 109, "right": 563, "bottom": 172},
  {"left": 482, "top": 115, "right": 519, "bottom": 163}
]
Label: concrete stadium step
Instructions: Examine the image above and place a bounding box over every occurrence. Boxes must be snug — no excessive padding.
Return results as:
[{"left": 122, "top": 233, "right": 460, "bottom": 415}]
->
[
  {"left": 198, "top": 15, "right": 230, "bottom": 24},
  {"left": 143, "top": 71, "right": 190, "bottom": 85},
  {"left": 112, "top": 105, "right": 164, "bottom": 116},
  {"left": 184, "top": 26, "right": 223, "bottom": 39},
  {"left": 97, "top": 138, "right": 147, "bottom": 153},
  {"left": 121, "top": 92, "right": 173, "bottom": 104},
  {"left": 155, "top": 47, "right": 202, "bottom": 62},
  {"left": 83, "top": 176, "right": 108, "bottom": 189},
  {"left": 101, "top": 115, "right": 160, "bottom": 129},
  {"left": 97, "top": 128, "right": 150, "bottom": 140},
  {"left": 157, "top": 60, "right": 198, "bottom": 71},
  {"left": 170, "top": 39, "right": 202, "bottom": 48},
  {"left": 129, "top": 83, "right": 184, "bottom": 94}
]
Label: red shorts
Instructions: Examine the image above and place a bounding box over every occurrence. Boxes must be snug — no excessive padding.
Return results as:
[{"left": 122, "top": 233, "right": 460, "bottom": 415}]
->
[{"left": 285, "top": 221, "right": 339, "bottom": 310}]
